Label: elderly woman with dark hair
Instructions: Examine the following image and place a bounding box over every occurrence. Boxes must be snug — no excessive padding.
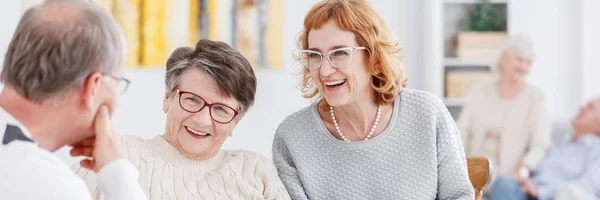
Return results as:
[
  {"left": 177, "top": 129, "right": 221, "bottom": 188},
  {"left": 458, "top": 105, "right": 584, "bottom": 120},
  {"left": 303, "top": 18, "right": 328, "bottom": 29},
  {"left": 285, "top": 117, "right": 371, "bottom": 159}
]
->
[{"left": 74, "top": 39, "right": 290, "bottom": 200}]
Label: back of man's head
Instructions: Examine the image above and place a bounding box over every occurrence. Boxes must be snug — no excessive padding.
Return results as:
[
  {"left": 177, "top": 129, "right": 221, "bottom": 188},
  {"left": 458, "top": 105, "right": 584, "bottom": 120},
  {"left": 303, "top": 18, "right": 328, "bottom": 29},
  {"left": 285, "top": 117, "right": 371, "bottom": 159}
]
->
[{"left": 1, "top": 0, "right": 126, "bottom": 102}]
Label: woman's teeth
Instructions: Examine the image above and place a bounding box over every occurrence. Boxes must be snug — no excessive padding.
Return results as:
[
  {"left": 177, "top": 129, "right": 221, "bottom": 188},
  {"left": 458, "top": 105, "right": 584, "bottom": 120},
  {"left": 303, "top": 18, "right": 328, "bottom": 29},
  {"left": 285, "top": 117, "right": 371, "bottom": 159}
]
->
[
  {"left": 186, "top": 126, "right": 209, "bottom": 136},
  {"left": 324, "top": 80, "right": 346, "bottom": 87}
]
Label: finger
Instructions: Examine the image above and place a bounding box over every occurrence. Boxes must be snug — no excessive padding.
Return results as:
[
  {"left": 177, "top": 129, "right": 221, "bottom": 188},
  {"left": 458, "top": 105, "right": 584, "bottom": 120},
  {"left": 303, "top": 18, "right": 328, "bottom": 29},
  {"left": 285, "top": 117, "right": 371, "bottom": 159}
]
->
[
  {"left": 80, "top": 159, "right": 96, "bottom": 171},
  {"left": 70, "top": 147, "right": 94, "bottom": 157},
  {"left": 69, "top": 137, "right": 96, "bottom": 148},
  {"left": 82, "top": 137, "right": 95, "bottom": 146},
  {"left": 70, "top": 148, "right": 82, "bottom": 157},
  {"left": 94, "top": 106, "right": 112, "bottom": 140}
]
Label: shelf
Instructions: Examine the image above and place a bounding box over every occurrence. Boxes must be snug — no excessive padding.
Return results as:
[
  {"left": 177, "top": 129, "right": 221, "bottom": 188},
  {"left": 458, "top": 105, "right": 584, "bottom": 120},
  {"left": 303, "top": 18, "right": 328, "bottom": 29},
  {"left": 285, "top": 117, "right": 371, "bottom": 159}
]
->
[
  {"left": 443, "top": 98, "right": 465, "bottom": 107},
  {"left": 444, "top": 0, "right": 507, "bottom": 4},
  {"left": 444, "top": 58, "right": 492, "bottom": 67}
]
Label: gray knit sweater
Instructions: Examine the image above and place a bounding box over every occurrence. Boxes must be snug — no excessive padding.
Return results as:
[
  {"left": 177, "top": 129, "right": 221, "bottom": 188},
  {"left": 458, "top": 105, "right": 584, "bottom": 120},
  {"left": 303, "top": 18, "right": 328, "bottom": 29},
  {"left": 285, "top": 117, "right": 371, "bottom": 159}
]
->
[{"left": 272, "top": 89, "right": 474, "bottom": 200}]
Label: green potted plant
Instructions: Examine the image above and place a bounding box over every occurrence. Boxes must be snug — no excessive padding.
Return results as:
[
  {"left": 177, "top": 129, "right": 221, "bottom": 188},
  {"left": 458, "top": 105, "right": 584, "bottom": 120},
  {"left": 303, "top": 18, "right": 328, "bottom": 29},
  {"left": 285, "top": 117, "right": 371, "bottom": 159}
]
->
[
  {"left": 467, "top": 0, "right": 507, "bottom": 31},
  {"left": 453, "top": 0, "right": 508, "bottom": 59}
]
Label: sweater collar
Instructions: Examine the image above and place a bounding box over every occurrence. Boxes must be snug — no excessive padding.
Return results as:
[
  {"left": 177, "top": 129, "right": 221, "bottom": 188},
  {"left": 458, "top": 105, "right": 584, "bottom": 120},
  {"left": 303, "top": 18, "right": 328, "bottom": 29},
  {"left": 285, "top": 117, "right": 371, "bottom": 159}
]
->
[{"left": 145, "top": 136, "right": 228, "bottom": 169}]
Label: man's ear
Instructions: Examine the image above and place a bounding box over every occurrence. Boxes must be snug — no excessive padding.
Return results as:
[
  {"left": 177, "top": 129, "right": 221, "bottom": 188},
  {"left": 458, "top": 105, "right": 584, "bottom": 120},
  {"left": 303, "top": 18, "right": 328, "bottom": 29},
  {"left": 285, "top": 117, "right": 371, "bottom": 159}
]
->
[
  {"left": 81, "top": 72, "right": 103, "bottom": 110},
  {"left": 163, "top": 90, "right": 171, "bottom": 113}
]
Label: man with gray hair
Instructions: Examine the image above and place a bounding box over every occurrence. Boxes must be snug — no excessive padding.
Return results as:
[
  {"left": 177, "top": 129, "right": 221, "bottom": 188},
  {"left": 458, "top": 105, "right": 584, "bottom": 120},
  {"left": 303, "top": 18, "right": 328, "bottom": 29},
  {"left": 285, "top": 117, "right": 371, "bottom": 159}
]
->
[
  {"left": 0, "top": 0, "right": 145, "bottom": 199},
  {"left": 491, "top": 98, "right": 600, "bottom": 200}
]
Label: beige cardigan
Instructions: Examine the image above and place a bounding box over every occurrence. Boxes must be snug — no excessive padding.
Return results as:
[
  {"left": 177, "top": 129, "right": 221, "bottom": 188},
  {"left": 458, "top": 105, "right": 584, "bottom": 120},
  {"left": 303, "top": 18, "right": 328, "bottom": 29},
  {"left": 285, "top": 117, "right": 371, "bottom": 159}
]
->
[
  {"left": 73, "top": 136, "right": 291, "bottom": 200},
  {"left": 457, "top": 83, "right": 552, "bottom": 177}
]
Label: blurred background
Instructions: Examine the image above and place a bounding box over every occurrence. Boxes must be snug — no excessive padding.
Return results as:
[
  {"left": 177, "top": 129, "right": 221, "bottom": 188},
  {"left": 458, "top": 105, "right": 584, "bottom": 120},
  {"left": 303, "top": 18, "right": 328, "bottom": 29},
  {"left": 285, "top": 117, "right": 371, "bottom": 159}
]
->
[{"left": 0, "top": 0, "right": 599, "bottom": 166}]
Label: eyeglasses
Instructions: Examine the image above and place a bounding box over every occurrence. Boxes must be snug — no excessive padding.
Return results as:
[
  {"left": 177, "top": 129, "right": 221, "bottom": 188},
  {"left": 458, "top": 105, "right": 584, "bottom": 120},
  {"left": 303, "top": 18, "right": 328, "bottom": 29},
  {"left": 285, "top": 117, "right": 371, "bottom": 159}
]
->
[
  {"left": 298, "top": 46, "right": 366, "bottom": 70},
  {"left": 103, "top": 74, "right": 131, "bottom": 95},
  {"left": 177, "top": 89, "right": 240, "bottom": 124}
]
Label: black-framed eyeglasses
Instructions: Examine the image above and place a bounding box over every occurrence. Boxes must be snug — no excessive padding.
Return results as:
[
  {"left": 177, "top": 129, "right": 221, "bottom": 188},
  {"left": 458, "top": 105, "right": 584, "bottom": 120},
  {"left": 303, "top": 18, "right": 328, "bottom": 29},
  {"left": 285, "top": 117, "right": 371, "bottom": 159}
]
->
[
  {"left": 103, "top": 74, "right": 131, "bottom": 95},
  {"left": 177, "top": 89, "right": 240, "bottom": 124},
  {"left": 297, "top": 46, "right": 367, "bottom": 70}
]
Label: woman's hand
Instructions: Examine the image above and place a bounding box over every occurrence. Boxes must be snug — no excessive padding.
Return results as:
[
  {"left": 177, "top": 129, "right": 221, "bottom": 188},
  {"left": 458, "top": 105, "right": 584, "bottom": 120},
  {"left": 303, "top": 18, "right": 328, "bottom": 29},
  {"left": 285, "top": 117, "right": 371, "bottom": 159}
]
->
[
  {"left": 518, "top": 177, "right": 538, "bottom": 197},
  {"left": 514, "top": 164, "right": 531, "bottom": 179},
  {"left": 513, "top": 164, "right": 538, "bottom": 198}
]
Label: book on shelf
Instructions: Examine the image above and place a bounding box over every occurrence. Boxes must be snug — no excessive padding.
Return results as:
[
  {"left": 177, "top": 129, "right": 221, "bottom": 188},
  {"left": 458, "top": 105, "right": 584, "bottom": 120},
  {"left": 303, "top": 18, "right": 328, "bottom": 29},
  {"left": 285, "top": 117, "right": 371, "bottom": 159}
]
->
[
  {"left": 445, "top": 71, "right": 497, "bottom": 99},
  {"left": 453, "top": 47, "right": 502, "bottom": 60},
  {"left": 453, "top": 31, "right": 508, "bottom": 60},
  {"left": 454, "top": 31, "right": 508, "bottom": 48}
]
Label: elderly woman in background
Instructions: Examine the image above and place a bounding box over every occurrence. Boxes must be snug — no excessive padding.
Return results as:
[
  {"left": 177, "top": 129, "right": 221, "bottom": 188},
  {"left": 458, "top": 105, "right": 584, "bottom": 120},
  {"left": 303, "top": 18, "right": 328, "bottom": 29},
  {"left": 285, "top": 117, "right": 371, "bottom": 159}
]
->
[
  {"left": 457, "top": 36, "right": 552, "bottom": 185},
  {"left": 272, "top": 0, "right": 473, "bottom": 199},
  {"left": 74, "top": 39, "right": 290, "bottom": 200}
]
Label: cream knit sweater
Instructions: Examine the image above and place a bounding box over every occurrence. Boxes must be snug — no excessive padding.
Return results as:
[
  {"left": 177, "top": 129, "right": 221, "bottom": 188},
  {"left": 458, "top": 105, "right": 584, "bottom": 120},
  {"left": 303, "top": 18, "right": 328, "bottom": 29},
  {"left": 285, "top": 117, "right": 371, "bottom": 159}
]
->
[
  {"left": 457, "top": 83, "right": 552, "bottom": 177},
  {"left": 74, "top": 136, "right": 290, "bottom": 200}
]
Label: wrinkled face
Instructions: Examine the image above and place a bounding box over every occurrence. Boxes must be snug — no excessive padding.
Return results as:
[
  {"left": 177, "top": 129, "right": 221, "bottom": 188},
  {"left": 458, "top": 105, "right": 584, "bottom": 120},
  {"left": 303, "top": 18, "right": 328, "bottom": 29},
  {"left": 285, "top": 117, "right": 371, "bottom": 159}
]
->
[
  {"left": 306, "top": 20, "right": 371, "bottom": 107},
  {"left": 162, "top": 68, "right": 241, "bottom": 159},
  {"left": 572, "top": 99, "right": 600, "bottom": 133},
  {"left": 500, "top": 53, "right": 533, "bottom": 81}
]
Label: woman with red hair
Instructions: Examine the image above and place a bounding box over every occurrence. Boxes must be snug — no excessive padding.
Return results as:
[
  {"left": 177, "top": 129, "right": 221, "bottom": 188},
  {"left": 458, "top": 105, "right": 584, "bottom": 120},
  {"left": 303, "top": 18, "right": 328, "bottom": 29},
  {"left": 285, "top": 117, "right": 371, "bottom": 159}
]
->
[{"left": 272, "top": 0, "right": 474, "bottom": 199}]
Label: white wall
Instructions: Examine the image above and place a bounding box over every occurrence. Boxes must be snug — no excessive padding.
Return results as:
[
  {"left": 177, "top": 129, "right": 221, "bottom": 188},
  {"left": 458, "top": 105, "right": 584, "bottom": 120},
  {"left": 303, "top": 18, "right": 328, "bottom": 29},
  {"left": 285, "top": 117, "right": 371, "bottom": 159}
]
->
[
  {"left": 0, "top": 1, "right": 21, "bottom": 66},
  {"left": 508, "top": 0, "right": 590, "bottom": 122},
  {"left": 581, "top": 0, "right": 600, "bottom": 102}
]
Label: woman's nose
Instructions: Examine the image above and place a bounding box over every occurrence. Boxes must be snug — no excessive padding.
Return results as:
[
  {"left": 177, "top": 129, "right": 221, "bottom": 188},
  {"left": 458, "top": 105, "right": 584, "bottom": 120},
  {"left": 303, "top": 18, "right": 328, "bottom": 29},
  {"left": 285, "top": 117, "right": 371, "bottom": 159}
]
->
[
  {"left": 193, "top": 107, "right": 213, "bottom": 126},
  {"left": 319, "top": 59, "right": 337, "bottom": 77}
]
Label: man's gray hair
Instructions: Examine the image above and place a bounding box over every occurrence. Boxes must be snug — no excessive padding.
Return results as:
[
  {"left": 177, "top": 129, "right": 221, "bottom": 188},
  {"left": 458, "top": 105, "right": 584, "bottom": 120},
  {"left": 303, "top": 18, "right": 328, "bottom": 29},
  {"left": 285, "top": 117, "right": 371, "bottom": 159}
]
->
[{"left": 1, "top": 0, "right": 126, "bottom": 102}]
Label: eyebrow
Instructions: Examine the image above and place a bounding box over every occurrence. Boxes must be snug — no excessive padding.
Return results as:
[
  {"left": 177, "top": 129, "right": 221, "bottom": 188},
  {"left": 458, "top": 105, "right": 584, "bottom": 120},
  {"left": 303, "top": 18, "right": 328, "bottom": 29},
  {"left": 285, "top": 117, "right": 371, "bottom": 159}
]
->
[{"left": 308, "top": 45, "right": 350, "bottom": 52}]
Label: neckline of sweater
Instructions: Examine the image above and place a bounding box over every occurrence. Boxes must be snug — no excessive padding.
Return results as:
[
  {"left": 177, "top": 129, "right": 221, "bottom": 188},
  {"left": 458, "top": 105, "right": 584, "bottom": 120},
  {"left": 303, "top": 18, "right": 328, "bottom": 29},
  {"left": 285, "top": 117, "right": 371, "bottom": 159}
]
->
[{"left": 144, "top": 136, "right": 229, "bottom": 169}]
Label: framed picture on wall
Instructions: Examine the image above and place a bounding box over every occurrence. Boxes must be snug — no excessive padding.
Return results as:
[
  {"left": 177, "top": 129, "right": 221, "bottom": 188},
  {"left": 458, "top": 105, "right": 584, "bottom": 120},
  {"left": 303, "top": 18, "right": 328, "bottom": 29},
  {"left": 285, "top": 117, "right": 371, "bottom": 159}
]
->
[
  {"left": 20, "top": 0, "right": 284, "bottom": 70},
  {"left": 232, "top": 0, "right": 283, "bottom": 70}
]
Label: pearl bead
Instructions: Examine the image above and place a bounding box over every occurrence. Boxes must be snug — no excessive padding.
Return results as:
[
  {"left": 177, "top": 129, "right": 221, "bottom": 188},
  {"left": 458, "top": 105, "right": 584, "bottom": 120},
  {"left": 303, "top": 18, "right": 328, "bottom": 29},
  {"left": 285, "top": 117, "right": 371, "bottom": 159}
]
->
[{"left": 330, "top": 105, "right": 382, "bottom": 142}]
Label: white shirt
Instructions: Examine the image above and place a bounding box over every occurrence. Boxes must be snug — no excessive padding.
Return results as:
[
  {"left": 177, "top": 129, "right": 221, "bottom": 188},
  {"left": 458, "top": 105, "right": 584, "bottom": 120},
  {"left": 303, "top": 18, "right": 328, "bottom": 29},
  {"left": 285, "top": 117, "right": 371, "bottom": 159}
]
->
[{"left": 0, "top": 107, "right": 146, "bottom": 200}]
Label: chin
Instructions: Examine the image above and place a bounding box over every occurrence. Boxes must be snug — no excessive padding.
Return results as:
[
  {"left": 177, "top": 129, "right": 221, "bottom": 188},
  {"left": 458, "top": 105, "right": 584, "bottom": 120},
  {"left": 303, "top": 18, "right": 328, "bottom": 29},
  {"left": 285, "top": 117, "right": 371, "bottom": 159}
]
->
[
  {"left": 323, "top": 95, "right": 350, "bottom": 107},
  {"left": 511, "top": 74, "right": 523, "bottom": 81},
  {"left": 320, "top": 88, "right": 352, "bottom": 107}
]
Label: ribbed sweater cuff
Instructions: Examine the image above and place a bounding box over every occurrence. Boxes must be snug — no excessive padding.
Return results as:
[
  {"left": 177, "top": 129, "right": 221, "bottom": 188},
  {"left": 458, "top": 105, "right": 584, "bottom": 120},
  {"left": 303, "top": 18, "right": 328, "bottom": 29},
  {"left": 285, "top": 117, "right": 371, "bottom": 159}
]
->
[{"left": 97, "top": 159, "right": 146, "bottom": 200}]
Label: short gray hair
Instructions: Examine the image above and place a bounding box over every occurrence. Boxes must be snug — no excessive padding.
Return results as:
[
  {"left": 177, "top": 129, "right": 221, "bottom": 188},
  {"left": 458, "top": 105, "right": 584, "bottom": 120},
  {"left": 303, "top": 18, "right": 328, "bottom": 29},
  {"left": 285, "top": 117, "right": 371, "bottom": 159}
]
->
[
  {"left": 1, "top": 0, "right": 126, "bottom": 102},
  {"left": 493, "top": 35, "right": 535, "bottom": 72},
  {"left": 165, "top": 39, "right": 256, "bottom": 114}
]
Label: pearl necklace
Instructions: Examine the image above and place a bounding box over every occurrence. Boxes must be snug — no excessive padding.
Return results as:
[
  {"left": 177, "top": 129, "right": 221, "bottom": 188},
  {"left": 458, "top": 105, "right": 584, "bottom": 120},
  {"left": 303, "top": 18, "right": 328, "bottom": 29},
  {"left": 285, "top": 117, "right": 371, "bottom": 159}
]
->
[{"left": 329, "top": 105, "right": 382, "bottom": 142}]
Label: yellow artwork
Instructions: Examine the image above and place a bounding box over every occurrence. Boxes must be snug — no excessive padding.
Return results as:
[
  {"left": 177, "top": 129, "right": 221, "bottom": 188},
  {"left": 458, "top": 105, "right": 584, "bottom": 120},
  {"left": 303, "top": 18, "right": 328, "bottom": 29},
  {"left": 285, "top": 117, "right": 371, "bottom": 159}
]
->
[
  {"left": 265, "top": 0, "right": 284, "bottom": 70},
  {"left": 189, "top": 0, "right": 200, "bottom": 45},
  {"left": 141, "top": 0, "right": 204, "bottom": 67},
  {"left": 233, "top": 0, "right": 283, "bottom": 70},
  {"left": 20, "top": 0, "right": 283, "bottom": 70},
  {"left": 91, "top": 0, "right": 143, "bottom": 68},
  {"left": 140, "top": 0, "right": 167, "bottom": 67},
  {"left": 89, "top": 0, "right": 112, "bottom": 12},
  {"left": 113, "top": 0, "right": 140, "bottom": 68}
]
